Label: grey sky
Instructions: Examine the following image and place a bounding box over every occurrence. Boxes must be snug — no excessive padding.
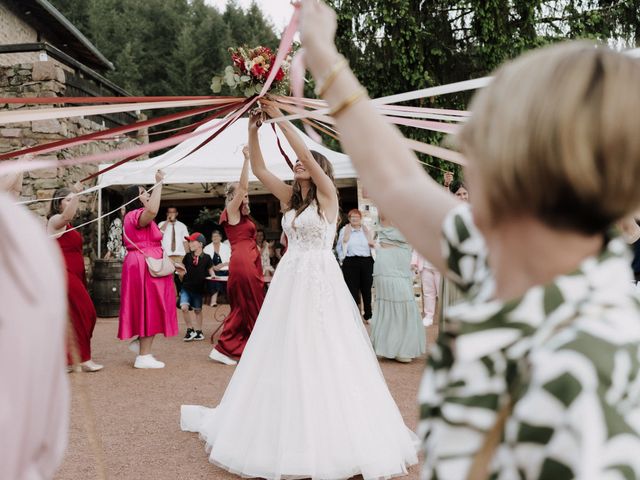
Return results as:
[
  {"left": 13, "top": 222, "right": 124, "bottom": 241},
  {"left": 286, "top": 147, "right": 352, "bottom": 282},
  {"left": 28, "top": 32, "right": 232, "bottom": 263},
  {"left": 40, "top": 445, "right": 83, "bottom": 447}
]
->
[{"left": 206, "top": 0, "right": 295, "bottom": 33}]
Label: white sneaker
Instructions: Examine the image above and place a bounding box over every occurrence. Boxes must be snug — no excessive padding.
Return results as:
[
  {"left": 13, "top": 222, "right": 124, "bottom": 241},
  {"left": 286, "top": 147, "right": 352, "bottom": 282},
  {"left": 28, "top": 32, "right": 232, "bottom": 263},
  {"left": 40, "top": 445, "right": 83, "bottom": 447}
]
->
[
  {"left": 128, "top": 338, "right": 140, "bottom": 354},
  {"left": 80, "top": 360, "right": 104, "bottom": 372},
  {"left": 422, "top": 315, "right": 434, "bottom": 327},
  {"left": 134, "top": 354, "right": 165, "bottom": 369},
  {"left": 208, "top": 348, "right": 237, "bottom": 365},
  {"left": 395, "top": 356, "right": 412, "bottom": 363}
]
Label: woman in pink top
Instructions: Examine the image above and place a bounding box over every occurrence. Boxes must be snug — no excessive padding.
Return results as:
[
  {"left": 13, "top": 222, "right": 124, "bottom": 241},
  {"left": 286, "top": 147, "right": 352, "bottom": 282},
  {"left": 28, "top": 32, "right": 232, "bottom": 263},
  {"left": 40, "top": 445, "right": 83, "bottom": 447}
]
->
[{"left": 118, "top": 170, "right": 178, "bottom": 369}]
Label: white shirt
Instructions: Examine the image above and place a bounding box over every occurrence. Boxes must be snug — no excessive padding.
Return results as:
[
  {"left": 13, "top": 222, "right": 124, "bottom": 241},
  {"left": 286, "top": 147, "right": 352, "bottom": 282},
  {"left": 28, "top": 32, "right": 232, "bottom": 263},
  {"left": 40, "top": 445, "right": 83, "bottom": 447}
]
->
[
  {"left": 336, "top": 225, "right": 373, "bottom": 261},
  {"left": 158, "top": 220, "right": 189, "bottom": 256},
  {"left": 203, "top": 241, "right": 231, "bottom": 272}
]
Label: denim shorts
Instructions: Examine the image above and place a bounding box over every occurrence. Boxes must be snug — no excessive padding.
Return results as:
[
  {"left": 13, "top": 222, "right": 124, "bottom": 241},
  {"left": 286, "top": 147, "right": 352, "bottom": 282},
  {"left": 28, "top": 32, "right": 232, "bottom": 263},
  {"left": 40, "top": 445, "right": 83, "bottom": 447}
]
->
[{"left": 179, "top": 288, "right": 203, "bottom": 311}]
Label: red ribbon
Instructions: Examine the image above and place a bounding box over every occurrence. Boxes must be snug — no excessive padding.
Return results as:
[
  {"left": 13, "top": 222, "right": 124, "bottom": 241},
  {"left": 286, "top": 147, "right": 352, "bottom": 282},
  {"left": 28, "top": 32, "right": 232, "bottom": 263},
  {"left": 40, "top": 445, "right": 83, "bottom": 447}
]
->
[
  {"left": 0, "top": 102, "right": 236, "bottom": 161},
  {"left": 0, "top": 95, "right": 239, "bottom": 104},
  {"left": 81, "top": 100, "right": 248, "bottom": 182},
  {"left": 271, "top": 124, "right": 294, "bottom": 171}
]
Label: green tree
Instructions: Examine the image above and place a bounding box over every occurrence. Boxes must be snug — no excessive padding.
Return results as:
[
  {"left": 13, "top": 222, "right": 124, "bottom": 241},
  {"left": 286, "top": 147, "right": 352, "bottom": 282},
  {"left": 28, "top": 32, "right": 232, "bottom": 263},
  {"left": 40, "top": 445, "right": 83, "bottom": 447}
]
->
[
  {"left": 223, "top": 0, "right": 279, "bottom": 50},
  {"left": 50, "top": 0, "right": 279, "bottom": 96},
  {"left": 328, "top": 0, "right": 640, "bottom": 180}
]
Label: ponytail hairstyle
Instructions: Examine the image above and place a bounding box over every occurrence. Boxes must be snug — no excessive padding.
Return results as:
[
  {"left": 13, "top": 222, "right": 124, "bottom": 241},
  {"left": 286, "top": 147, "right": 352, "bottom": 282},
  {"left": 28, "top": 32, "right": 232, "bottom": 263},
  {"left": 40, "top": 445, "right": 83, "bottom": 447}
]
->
[{"left": 225, "top": 182, "right": 239, "bottom": 206}]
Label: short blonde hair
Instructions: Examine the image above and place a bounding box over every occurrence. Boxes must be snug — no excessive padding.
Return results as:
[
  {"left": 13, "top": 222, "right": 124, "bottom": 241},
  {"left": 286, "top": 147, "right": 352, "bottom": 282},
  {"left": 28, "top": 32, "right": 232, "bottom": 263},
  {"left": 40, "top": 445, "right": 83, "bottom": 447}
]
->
[
  {"left": 224, "top": 182, "right": 238, "bottom": 205},
  {"left": 459, "top": 42, "right": 640, "bottom": 233}
]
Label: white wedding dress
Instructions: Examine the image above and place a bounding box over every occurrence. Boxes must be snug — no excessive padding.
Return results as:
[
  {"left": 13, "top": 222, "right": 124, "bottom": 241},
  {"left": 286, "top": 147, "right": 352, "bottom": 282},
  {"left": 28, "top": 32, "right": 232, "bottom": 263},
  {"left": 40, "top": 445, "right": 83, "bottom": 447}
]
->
[{"left": 181, "top": 203, "right": 419, "bottom": 479}]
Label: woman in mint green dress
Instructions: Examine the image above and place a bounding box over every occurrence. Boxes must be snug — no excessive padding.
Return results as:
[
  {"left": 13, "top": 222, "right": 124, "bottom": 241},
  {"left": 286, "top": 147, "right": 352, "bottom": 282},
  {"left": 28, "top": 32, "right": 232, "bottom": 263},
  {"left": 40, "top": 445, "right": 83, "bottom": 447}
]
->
[{"left": 370, "top": 218, "right": 426, "bottom": 363}]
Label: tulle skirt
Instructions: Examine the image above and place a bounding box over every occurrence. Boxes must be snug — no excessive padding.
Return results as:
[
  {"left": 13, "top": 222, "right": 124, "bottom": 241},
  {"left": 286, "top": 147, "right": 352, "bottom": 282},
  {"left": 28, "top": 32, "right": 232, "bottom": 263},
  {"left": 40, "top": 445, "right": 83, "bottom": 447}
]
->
[{"left": 181, "top": 249, "right": 419, "bottom": 479}]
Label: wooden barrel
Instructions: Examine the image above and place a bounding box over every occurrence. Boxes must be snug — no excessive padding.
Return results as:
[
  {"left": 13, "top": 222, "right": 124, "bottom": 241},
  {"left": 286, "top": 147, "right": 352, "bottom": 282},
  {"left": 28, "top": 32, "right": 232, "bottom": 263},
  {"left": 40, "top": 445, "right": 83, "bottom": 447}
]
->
[{"left": 92, "top": 259, "right": 122, "bottom": 317}]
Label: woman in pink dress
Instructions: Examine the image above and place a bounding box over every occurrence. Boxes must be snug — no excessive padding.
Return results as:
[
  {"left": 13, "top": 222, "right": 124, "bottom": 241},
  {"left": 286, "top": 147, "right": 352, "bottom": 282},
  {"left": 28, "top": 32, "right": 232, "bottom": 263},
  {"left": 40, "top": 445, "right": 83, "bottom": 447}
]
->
[
  {"left": 47, "top": 182, "right": 103, "bottom": 372},
  {"left": 119, "top": 170, "right": 178, "bottom": 369}
]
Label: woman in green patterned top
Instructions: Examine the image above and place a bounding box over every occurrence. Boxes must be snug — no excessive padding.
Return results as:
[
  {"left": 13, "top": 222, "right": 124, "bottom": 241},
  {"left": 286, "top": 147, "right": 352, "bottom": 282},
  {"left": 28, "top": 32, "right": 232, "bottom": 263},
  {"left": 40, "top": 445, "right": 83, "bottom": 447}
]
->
[
  {"left": 300, "top": 1, "right": 640, "bottom": 478},
  {"left": 370, "top": 216, "right": 426, "bottom": 363}
]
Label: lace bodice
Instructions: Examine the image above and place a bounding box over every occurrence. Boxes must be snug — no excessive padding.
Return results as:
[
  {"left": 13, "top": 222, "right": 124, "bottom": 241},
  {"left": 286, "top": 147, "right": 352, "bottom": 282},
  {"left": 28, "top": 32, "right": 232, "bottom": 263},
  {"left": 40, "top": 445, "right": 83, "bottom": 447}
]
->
[{"left": 282, "top": 203, "right": 336, "bottom": 252}]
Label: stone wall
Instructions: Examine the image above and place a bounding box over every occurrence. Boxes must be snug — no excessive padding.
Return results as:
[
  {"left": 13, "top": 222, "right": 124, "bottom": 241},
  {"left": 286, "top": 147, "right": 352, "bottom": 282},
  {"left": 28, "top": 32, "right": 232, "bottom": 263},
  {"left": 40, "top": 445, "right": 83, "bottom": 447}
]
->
[{"left": 0, "top": 60, "right": 144, "bottom": 275}]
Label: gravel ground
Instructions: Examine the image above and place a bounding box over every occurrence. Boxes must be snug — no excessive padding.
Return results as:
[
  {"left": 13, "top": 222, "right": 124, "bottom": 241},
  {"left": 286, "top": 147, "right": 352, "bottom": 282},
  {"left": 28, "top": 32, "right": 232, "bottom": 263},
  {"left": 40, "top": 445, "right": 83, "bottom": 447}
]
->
[{"left": 55, "top": 306, "right": 438, "bottom": 480}]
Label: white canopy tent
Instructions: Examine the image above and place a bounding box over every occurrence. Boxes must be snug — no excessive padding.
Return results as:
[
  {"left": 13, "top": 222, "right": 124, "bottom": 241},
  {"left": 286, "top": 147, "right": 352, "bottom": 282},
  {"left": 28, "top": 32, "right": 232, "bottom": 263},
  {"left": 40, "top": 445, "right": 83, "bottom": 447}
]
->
[
  {"left": 97, "top": 117, "right": 356, "bottom": 191},
  {"left": 95, "top": 117, "right": 358, "bottom": 255}
]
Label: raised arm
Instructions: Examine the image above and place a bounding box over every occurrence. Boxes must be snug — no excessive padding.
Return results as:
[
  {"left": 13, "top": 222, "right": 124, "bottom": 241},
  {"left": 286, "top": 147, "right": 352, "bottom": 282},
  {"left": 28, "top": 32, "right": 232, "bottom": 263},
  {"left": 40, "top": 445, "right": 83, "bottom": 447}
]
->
[
  {"left": 225, "top": 156, "right": 250, "bottom": 225},
  {"left": 47, "top": 182, "right": 82, "bottom": 235},
  {"left": 139, "top": 170, "right": 164, "bottom": 228},
  {"left": 247, "top": 112, "right": 292, "bottom": 205},
  {"left": 261, "top": 101, "right": 338, "bottom": 220},
  {"left": 299, "top": 0, "right": 459, "bottom": 273},
  {"left": 0, "top": 171, "right": 23, "bottom": 197}
]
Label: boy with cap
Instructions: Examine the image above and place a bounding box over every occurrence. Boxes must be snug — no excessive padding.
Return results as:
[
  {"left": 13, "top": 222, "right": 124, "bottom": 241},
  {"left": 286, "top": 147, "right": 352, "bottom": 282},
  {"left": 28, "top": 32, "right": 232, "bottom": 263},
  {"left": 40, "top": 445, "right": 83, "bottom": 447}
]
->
[{"left": 178, "top": 232, "right": 213, "bottom": 341}]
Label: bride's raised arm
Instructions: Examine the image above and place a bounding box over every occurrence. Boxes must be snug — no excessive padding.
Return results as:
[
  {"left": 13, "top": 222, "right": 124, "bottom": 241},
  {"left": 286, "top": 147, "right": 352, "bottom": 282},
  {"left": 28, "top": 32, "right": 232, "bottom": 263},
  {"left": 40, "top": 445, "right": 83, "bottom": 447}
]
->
[
  {"left": 261, "top": 101, "right": 338, "bottom": 220},
  {"left": 247, "top": 112, "right": 293, "bottom": 205}
]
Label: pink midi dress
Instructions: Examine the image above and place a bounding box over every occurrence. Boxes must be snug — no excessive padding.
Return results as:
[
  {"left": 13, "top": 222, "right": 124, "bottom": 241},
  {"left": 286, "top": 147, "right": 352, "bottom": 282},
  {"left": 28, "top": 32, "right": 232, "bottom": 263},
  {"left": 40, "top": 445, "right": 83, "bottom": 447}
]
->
[{"left": 118, "top": 208, "right": 178, "bottom": 339}]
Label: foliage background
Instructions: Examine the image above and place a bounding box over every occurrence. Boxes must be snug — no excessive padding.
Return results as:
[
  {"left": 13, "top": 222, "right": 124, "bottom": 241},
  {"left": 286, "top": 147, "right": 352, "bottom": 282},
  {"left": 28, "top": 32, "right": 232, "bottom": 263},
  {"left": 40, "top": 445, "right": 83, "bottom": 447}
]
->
[{"left": 51, "top": 0, "right": 640, "bottom": 180}]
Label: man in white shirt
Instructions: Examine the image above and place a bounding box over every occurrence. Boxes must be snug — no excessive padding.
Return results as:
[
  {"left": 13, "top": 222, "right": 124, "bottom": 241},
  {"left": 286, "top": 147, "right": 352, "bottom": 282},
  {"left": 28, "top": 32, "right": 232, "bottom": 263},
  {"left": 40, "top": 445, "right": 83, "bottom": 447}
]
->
[{"left": 158, "top": 207, "right": 189, "bottom": 263}]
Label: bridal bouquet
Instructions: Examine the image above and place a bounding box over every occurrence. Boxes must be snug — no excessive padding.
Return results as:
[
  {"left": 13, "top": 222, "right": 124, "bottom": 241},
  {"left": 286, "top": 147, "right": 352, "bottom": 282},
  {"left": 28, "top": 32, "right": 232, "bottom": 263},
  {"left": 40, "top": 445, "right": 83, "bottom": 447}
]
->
[{"left": 211, "top": 46, "right": 290, "bottom": 97}]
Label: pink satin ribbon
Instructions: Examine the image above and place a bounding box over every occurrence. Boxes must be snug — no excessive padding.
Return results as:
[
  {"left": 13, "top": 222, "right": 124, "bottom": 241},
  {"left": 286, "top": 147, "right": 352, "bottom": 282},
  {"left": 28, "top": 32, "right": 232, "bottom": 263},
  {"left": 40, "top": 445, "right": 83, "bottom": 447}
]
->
[
  {"left": 0, "top": 99, "right": 247, "bottom": 176},
  {"left": 0, "top": 103, "right": 235, "bottom": 161},
  {"left": 0, "top": 1, "right": 478, "bottom": 176},
  {"left": 258, "top": 7, "right": 300, "bottom": 97}
]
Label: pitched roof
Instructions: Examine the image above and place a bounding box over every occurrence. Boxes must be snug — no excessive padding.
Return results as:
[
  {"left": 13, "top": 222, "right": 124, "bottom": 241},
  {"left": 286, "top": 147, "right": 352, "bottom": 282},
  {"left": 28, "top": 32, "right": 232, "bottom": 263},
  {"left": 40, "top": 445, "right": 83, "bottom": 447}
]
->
[{"left": 3, "top": 0, "right": 113, "bottom": 70}]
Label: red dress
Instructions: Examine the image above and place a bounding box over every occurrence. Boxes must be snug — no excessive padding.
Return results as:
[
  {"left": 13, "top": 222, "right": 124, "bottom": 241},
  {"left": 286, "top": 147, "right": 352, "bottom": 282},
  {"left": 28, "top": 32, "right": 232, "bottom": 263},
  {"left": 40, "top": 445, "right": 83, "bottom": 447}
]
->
[
  {"left": 214, "top": 210, "right": 265, "bottom": 358},
  {"left": 57, "top": 225, "right": 97, "bottom": 364}
]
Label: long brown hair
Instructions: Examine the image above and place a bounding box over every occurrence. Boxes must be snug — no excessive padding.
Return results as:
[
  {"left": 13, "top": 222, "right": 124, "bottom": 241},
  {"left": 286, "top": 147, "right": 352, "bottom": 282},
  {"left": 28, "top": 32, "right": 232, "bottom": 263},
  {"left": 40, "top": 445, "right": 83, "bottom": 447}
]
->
[
  {"left": 47, "top": 187, "right": 72, "bottom": 219},
  {"left": 287, "top": 151, "right": 336, "bottom": 220}
]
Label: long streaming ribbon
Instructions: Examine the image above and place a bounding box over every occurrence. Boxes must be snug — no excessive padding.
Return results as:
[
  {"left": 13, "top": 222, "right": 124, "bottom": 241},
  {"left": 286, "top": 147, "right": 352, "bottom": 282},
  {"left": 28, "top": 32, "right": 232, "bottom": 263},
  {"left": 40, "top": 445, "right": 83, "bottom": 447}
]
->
[
  {"left": 0, "top": 98, "right": 235, "bottom": 125},
  {"left": 82, "top": 99, "right": 250, "bottom": 182},
  {"left": 0, "top": 99, "right": 248, "bottom": 176},
  {"left": 0, "top": 102, "right": 235, "bottom": 161},
  {"left": 0, "top": 95, "right": 238, "bottom": 104},
  {"left": 0, "top": 1, "right": 483, "bottom": 181},
  {"left": 258, "top": 7, "right": 300, "bottom": 97}
]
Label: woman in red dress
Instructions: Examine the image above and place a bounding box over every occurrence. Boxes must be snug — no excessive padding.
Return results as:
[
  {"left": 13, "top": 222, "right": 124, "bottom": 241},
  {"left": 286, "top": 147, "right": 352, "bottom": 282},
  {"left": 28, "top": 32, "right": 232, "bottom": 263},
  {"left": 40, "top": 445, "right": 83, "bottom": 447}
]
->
[
  {"left": 47, "top": 183, "right": 103, "bottom": 372},
  {"left": 209, "top": 148, "right": 265, "bottom": 365}
]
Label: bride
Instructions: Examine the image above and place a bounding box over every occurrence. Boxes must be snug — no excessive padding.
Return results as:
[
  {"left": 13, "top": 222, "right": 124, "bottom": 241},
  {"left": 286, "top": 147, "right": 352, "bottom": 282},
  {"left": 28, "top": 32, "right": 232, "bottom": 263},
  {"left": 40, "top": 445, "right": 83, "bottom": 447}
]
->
[{"left": 180, "top": 103, "right": 418, "bottom": 479}]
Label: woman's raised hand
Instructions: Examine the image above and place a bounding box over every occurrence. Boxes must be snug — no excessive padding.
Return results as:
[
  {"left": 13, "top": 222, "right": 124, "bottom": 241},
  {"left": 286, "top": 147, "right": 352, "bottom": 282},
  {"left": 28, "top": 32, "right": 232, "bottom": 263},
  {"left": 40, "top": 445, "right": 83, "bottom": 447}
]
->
[
  {"left": 299, "top": 0, "right": 337, "bottom": 53},
  {"left": 155, "top": 169, "right": 165, "bottom": 184},
  {"left": 242, "top": 144, "right": 250, "bottom": 159},
  {"left": 71, "top": 181, "right": 83, "bottom": 194},
  {"left": 260, "top": 101, "right": 283, "bottom": 119},
  {"left": 249, "top": 110, "right": 263, "bottom": 132}
]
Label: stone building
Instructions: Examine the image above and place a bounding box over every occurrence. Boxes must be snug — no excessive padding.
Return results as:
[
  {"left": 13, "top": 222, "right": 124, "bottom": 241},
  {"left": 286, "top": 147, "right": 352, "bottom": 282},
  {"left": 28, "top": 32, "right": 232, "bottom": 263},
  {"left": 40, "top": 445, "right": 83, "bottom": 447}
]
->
[{"left": 0, "top": 0, "right": 143, "bottom": 267}]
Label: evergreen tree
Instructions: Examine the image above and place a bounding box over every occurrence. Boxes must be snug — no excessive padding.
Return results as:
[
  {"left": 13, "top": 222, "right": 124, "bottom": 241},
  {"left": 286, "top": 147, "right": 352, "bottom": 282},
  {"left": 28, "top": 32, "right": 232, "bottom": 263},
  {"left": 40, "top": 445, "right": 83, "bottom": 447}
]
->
[{"left": 50, "top": 0, "right": 279, "bottom": 96}]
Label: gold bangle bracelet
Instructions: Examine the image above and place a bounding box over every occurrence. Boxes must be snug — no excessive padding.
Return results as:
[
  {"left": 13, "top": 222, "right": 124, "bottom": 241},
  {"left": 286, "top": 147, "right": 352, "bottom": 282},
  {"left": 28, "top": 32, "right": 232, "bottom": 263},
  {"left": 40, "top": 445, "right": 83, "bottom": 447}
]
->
[
  {"left": 329, "top": 88, "right": 368, "bottom": 117},
  {"left": 314, "top": 55, "right": 348, "bottom": 97}
]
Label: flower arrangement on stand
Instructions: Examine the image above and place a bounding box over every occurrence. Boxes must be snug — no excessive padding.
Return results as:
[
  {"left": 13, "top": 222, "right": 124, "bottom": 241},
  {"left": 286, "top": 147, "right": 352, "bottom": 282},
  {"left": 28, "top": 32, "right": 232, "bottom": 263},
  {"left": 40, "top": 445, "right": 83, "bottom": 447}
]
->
[{"left": 211, "top": 46, "right": 290, "bottom": 97}]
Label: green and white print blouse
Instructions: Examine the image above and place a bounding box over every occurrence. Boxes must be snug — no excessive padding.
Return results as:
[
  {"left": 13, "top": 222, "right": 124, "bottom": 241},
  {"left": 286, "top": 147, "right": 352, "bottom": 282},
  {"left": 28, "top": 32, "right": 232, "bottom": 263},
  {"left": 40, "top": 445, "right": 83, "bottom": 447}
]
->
[{"left": 418, "top": 204, "right": 640, "bottom": 480}]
